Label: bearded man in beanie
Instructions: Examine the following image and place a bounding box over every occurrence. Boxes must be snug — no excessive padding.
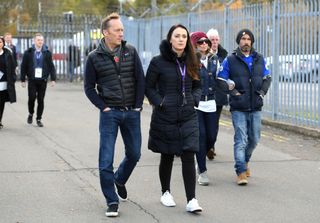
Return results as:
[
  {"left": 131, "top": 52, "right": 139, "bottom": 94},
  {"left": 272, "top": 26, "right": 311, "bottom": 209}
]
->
[{"left": 217, "top": 28, "right": 271, "bottom": 185}]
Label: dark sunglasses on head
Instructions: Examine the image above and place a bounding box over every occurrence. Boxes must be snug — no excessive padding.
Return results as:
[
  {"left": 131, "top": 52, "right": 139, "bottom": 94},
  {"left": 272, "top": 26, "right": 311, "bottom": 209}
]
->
[{"left": 197, "top": 39, "right": 210, "bottom": 45}]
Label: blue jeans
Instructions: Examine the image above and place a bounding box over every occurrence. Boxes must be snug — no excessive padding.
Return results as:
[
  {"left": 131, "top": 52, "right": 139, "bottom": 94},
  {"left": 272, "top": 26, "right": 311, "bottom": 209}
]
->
[
  {"left": 99, "top": 109, "right": 141, "bottom": 206},
  {"left": 68, "top": 61, "right": 75, "bottom": 82},
  {"left": 196, "top": 110, "right": 218, "bottom": 173},
  {"left": 231, "top": 111, "right": 261, "bottom": 175}
]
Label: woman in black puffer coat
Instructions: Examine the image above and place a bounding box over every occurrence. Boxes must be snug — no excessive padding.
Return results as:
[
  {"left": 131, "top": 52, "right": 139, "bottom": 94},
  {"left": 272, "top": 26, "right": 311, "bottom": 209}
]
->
[
  {"left": 0, "top": 36, "right": 16, "bottom": 129},
  {"left": 145, "top": 24, "right": 203, "bottom": 213}
]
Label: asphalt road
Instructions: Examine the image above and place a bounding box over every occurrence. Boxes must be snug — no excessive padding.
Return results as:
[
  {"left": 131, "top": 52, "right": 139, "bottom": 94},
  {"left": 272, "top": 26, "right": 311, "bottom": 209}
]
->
[{"left": 1, "top": 82, "right": 319, "bottom": 223}]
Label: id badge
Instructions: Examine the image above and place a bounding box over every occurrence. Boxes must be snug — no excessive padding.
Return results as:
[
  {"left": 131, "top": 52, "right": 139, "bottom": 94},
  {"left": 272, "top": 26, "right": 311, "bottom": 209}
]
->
[{"left": 35, "top": 68, "right": 43, "bottom": 78}]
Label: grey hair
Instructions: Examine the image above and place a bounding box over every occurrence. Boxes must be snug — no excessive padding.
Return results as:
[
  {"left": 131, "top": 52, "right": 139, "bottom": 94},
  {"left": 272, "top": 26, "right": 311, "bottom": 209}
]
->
[{"left": 206, "top": 28, "right": 220, "bottom": 39}]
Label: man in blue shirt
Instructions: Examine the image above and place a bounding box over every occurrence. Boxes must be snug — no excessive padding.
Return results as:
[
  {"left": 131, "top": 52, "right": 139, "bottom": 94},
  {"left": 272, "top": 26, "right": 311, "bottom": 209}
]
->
[{"left": 218, "top": 29, "right": 271, "bottom": 185}]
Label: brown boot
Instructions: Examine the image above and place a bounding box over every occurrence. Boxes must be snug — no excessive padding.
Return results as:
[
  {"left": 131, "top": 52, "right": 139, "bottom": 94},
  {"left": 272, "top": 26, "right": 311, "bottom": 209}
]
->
[
  {"left": 207, "top": 148, "right": 216, "bottom": 160},
  {"left": 237, "top": 172, "right": 248, "bottom": 185},
  {"left": 246, "top": 163, "right": 250, "bottom": 177}
]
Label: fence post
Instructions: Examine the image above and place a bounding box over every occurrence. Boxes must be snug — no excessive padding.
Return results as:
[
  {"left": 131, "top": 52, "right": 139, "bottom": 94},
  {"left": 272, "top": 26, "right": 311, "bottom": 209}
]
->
[
  {"left": 271, "top": 0, "right": 280, "bottom": 121},
  {"left": 223, "top": 4, "right": 230, "bottom": 52},
  {"left": 187, "top": 12, "right": 192, "bottom": 31}
]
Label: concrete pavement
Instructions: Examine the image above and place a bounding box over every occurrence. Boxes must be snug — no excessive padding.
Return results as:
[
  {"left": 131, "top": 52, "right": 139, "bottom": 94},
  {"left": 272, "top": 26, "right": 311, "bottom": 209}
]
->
[{"left": 1, "top": 82, "right": 320, "bottom": 223}]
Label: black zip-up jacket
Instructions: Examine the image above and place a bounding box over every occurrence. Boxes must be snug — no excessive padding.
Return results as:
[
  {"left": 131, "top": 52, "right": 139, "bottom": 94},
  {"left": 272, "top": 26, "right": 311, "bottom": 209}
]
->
[
  {"left": 20, "top": 46, "right": 56, "bottom": 82},
  {"left": 84, "top": 39, "right": 145, "bottom": 111}
]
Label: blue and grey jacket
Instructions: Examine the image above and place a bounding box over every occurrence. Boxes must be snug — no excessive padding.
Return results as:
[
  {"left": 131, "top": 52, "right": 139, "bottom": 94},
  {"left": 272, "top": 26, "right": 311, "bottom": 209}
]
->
[{"left": 218, "top": 48, "right": 271, "bottom": 112}]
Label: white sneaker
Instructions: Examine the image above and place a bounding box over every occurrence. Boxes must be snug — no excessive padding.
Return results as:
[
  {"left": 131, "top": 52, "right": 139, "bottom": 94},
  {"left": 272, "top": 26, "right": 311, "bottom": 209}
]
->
[
  {"left": 186, "top": 198, "right": 202, "bottom": 213},
  {"left": 160, "top": 191, "right": 176, "bottom": 207},
  {"left": 198, "top": 171, "right": 210, "bottom": 186}
]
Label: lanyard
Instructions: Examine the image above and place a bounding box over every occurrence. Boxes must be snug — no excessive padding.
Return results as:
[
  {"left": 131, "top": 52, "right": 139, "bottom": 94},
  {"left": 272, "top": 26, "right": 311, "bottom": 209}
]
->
[
  {"left": 36, "top": 51, "right": 42, "bottom": 59},
  {"left": 176, "top": 59, "right": 187, "bottom": 106},
  {"left": 35, "top": 51, "right": 42, "bottom": 67},
  {"left": 176, "top": 59, "right": 186, "bottom": 94}
]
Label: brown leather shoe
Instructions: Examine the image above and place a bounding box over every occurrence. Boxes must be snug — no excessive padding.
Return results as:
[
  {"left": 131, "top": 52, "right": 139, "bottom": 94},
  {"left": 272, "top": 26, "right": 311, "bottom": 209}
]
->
[
  {"left": 237, "top": 172, "right": 248, "bottom": 185},
  {"left": 207, "top": 148, "right": 215, "bottom": 160}
]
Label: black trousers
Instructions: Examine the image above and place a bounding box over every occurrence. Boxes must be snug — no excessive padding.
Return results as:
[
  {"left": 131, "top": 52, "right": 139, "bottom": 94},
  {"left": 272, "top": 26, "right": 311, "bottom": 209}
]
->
[
  {"left": 213, "top": 105, "right": 223, "bottom": 148},
  {"left": 0, "top": 90, "right": 7, "bottom": 123},
  {"left": 159, "top": 151, "right": 196, "bottom": 202},
  {"left": 28, "top": 80, "right": 47, "bottom": 120}
]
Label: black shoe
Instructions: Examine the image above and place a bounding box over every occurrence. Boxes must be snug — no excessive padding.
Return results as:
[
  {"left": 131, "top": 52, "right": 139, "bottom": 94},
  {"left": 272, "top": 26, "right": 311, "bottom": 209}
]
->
[
  {"left": 105, "top": 204, "right": 119, "bottom": 217},
  {"left": 115, "top": 183, "right": 127, "bottom": 201},
  {"left": 27, "top": 115, "right": 33, "bottom": 124},
  {"left": 36, "top": 120, "right": 44, "bottom": 127},
  {"left": 0, "top": 123, "right": 3, "bottom": 129}
]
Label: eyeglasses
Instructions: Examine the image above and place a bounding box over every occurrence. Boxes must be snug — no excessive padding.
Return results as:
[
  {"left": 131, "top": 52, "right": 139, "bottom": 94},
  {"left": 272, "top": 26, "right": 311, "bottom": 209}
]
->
[{"left": 197, "top": 39, "right": 210, "bottom": 45}]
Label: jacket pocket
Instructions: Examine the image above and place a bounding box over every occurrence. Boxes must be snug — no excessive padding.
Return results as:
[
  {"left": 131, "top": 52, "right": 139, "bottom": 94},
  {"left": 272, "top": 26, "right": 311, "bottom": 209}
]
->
[
  {"left": 229, "top": 91, "right": 249, "bottom": 110},
  {"left": 253, "top": 91, "right": 264, "bottom": 109},
  {"left": 157, "top": 96, "right": 167, "bottom": 111}
]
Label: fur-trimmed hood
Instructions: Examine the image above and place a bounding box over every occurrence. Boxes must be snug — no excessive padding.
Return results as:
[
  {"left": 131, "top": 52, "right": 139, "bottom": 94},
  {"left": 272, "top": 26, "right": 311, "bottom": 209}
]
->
[{"left": 159, "top": 39, "right": 187, "bottom": 62}]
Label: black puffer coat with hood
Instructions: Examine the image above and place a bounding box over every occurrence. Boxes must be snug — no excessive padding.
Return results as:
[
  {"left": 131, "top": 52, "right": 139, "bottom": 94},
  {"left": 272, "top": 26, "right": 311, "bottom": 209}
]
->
[{"left": 145, "top": 40, "right": 201, "bottom": 155}]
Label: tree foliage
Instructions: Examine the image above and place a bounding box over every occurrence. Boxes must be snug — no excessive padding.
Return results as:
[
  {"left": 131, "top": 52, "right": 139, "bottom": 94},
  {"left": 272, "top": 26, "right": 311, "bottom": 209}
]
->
[{"left": 0, "top": 0, "right": 275, "bottom": 35}]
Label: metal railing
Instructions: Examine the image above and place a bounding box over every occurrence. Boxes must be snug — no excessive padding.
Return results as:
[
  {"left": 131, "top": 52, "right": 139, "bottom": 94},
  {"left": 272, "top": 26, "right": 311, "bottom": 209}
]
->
[
  {"left": 16, "top": 0, "right": 319, "bottom": 128},
  {"left": 17, "top": 13, "right": 102, "bottom": 82},
  {"left": 123, "top": 0, "right": 320, "bottom": 128}
]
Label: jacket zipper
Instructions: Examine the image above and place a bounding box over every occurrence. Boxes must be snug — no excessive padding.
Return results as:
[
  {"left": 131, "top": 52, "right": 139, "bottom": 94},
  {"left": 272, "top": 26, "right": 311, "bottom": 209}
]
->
[
  {"left": 110, "top": 49, "right": 126, "bottom": 107},
  {"left": 238, "top": 54, "right": 254, "bottom": 110}
]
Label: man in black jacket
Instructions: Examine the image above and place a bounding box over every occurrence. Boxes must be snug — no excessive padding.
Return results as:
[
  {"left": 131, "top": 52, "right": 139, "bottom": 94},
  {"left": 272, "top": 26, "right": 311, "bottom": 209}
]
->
[
  {"left": 67, "top": 44, "right": 81, "bottom": 82},
  {"left": 4, "top": 32, "right": 17, "bottom": 68},
  {"left": 218, "top": 29, "right": 271, "bottom": 186},
  {"left": 21, "top": 33, "right": 56, "bottom": 127},
  {"left": 84, "top": 13, "right": 145, "bottom": 217},
  {"left": 206, "top": 28, "right": 228, "bottom": 160}
]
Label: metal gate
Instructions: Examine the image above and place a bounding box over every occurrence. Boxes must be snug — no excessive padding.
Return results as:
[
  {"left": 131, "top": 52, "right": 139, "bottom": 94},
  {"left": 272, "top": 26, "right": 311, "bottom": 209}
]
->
[{"left": 17, "top": 13, "right": 102, "bottom": 82}]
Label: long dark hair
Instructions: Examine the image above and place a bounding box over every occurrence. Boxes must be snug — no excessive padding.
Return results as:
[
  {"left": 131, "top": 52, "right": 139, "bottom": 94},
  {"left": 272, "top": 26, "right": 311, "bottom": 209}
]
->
[
  {"left": 166, "top": 24, "right": 199, "bottom": 80},
  {"left": 0, "top": 36, "right": 4, "bottom": 50}
]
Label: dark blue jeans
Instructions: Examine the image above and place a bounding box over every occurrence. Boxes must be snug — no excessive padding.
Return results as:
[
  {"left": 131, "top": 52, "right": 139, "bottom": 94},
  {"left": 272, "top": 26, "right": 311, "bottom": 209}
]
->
[
  {"left": 196, "top": 110, "right": 218, "bottom": 173},
  {"left": 99, "top": 109, "right": 141, "bottom": 206}
]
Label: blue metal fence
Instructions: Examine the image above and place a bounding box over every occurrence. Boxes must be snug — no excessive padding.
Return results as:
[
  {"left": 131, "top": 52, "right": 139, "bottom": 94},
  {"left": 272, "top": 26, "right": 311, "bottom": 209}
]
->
[
  {"left": 123, "top": 0, "right": 320, "bottom": 128},
  {"left": 16, "top": 0, "right": 319, "bottom": 128}
]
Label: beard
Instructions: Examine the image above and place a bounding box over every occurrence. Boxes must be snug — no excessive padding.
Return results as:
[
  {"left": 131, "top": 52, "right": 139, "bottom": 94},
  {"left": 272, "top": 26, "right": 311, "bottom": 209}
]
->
[{"left": 240, "top": 45, "right": 251, "bottom": 53}]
